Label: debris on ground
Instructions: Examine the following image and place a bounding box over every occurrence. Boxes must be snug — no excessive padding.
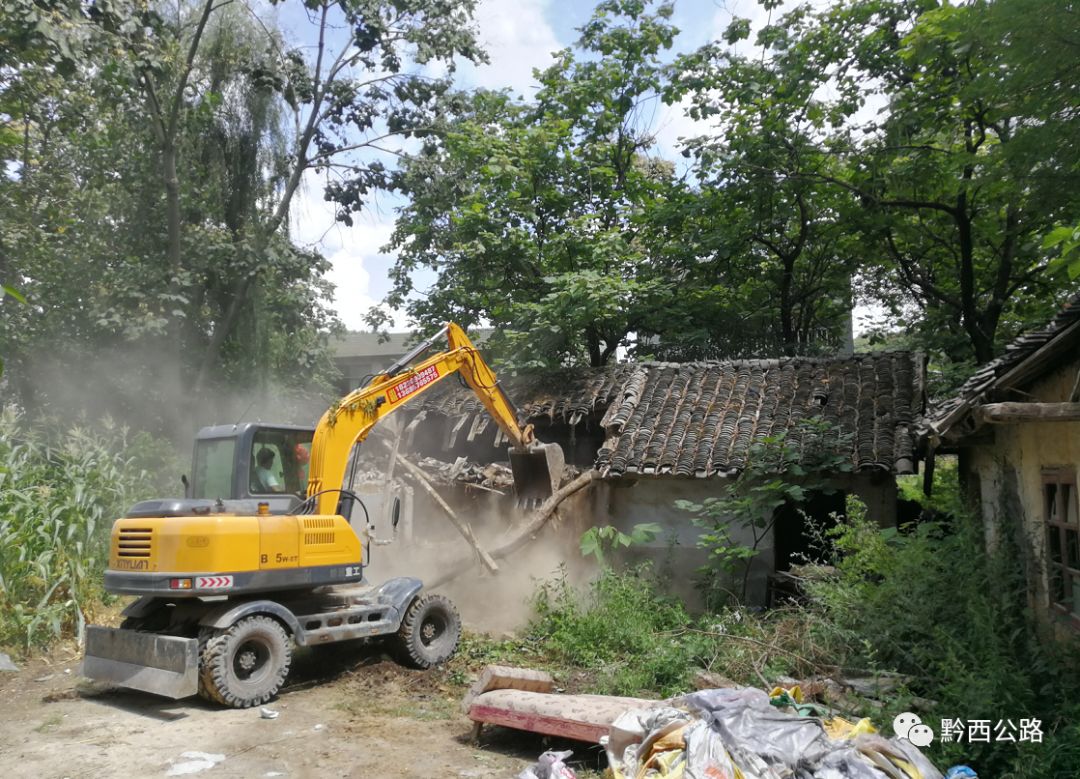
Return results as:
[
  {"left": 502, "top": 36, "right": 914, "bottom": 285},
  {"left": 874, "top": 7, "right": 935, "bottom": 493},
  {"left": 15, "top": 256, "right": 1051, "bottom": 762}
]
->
[
  {"left": 165, "top": 751, "right": 225, "bottom": 776},
  {"left": 0, "top": 653, "right": 18, "bottom": 672},
  {"left": 465, "top": 666, "right": 948, "bottom": 778},
  {"left": 259, "top": 707, "right": 279, "bottom": 720},
  {"left": 410, "top": 455, "right": 580, "bottom": 492},
  {"left": 607, "top": 688, "right": 943, "bottom": 778},
  {"left": 516, "top": 749, "right": 577, "bottom": 779}
]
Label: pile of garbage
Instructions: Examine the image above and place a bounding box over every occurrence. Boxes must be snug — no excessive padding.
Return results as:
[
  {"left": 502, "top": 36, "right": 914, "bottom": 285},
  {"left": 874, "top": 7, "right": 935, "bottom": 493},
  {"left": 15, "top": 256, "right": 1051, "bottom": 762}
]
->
[
  {"left": 605, "top": 686, "right": 943, "bottom": 779},
  {"left": 516, "top": 685, "right": 962, "bottom": 779}
]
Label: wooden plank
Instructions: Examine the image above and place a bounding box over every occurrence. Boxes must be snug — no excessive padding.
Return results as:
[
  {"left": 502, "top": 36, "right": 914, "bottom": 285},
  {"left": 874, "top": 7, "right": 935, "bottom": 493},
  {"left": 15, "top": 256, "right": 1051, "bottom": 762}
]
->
[
  {"left": 426, "top": 469, "right": 599, "bottom": 589},
  {"left": 975, "top": 402, "right": 1080, "bottom": 423}
]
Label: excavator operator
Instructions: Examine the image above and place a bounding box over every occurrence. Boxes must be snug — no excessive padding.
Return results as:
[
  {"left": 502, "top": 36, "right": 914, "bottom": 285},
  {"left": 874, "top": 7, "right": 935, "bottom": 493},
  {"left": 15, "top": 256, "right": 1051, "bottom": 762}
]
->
[{"left": 254, "top": 448, "right": 285, "bottom": 493}]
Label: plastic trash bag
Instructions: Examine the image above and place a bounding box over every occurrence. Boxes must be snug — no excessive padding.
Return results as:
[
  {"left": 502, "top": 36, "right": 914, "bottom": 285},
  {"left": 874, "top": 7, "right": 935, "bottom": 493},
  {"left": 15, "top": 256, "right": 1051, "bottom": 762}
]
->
[
  {"left": 944, "top": 768, "right": 977, "bottom": 779},
  {"left": 516, "top": 750, "right": 577, "bottom": 779},
  {"left": 681, "top": 687, "right": 834, "bottom": 766},
  {"left": 606, "top": 707, "right": 691, "bottom": 778}
]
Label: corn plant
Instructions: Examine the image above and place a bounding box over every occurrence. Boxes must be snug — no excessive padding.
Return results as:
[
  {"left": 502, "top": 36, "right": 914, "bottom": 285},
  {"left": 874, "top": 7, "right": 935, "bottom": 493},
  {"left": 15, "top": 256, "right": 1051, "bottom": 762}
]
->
[{"left": 0, "top": 407, "right": 175, "bottom": 649}]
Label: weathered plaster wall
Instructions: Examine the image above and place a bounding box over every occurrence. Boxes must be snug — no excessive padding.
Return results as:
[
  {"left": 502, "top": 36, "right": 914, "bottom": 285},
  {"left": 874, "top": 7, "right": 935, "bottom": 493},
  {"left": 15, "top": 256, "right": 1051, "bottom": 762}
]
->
[
  {"left": 965, "top": 357, "right": 1080, "bottom": 620},
  {"left": 603, "top": 478, "right": 770, "bottom": 607},
  {"left": 363, "top": 466, "right": 900, "bottom": 614}
]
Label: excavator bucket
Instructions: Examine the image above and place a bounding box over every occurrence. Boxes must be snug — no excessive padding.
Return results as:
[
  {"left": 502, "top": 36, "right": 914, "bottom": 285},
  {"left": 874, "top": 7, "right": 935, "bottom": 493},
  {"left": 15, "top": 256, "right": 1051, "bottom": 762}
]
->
[{"left": 508, "top": 442, "right": 565, "bottom": 510}]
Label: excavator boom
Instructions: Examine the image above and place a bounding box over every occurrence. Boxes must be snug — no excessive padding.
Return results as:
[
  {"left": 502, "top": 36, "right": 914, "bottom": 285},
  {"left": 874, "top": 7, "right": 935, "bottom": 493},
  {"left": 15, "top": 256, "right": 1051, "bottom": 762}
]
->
[{"left": 307, "top": 323, "right": 563, "bottom": 513}]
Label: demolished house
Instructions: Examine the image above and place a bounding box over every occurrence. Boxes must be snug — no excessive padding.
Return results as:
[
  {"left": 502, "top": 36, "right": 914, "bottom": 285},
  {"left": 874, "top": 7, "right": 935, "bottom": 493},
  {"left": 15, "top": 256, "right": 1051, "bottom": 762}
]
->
[
  {"left": 925, "top": 293, "right": 1080, "bottom": 632},
  {"left": 364, "top": 353, "right": 922, "bottom": 607}
]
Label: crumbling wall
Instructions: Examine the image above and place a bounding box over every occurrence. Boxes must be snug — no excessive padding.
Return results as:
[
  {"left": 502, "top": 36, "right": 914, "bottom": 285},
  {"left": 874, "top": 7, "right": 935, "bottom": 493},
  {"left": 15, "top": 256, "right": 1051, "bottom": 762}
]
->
[{"left": 963, "top": 356, "right": 1080, "bottom": 628}]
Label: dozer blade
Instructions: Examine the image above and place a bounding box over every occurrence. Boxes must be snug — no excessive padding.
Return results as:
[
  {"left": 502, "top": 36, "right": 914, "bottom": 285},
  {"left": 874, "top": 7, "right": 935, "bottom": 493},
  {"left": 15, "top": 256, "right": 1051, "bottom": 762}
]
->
[
  {"left": 508, "top": 442, "right": 565, "bottom": 510},
  {"left": 81, "top": 626, "right": 199, "bottom": 699}
]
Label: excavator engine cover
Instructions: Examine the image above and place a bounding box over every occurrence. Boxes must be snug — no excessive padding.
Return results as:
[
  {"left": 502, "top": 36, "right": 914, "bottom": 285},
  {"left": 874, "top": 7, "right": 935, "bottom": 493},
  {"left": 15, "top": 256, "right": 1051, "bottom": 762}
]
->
[{"left": 508, "top": 442, "right": 565, "bottom": 509}]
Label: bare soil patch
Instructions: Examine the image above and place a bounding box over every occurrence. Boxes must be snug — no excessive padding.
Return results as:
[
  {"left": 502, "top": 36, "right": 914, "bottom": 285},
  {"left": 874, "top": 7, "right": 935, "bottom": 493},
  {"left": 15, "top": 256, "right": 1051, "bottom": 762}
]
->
[{"left": 0, "top": 642, "right": 604, "bottom": 778}]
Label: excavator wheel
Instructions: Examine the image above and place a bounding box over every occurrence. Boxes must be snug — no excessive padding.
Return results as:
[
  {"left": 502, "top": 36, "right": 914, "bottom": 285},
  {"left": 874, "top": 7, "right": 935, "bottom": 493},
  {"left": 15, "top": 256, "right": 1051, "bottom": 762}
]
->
[
  {"left": 198, "top": 615, "right": 292, "bottom": 708},
  {"left": 391, "top": 593, "right": 461, "bottom": 669}
]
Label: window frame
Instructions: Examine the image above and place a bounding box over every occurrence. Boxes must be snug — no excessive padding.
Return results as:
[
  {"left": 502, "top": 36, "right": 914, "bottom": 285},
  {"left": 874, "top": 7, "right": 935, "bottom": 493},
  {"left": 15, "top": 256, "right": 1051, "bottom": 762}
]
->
[{"left": 1043, "top": 468, "right": 1080, "bottom": 628}]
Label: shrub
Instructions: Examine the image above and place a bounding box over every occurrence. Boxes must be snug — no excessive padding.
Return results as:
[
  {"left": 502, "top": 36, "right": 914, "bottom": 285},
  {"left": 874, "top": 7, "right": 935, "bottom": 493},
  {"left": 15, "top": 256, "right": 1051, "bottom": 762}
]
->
[
  {"left": 529, "top": 565, "right": 702, "bottom": 697},
  {"left": 0, "top": 408, "right": 176, "bottom": 649},
  {"left": 677, "top": 418, "right": 852, "bottom": 607},
  {"left": 807, "top": 503, "right": 1080, "bottom": 778}
]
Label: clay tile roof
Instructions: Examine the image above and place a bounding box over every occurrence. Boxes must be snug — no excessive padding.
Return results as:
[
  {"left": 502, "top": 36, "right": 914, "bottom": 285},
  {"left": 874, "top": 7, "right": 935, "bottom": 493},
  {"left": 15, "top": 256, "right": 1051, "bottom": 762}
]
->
[
  {"left": 416, "top": 353, "right": 918, "bottom": 477},
  {"left": 595, "top": 355, "right": 917, "bottom": 478},
  {"left": 926, "top": 293, "right": 1080, "bottom": 440},
  {"left": 416, "top": 363, "right": 639, "bottom": 426}
]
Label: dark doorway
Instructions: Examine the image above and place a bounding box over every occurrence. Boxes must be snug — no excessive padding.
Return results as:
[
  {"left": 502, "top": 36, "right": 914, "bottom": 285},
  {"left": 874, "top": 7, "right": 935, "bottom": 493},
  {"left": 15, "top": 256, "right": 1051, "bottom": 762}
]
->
[{"left": 773, "top": 490, "right": 846, "bottom": 572}]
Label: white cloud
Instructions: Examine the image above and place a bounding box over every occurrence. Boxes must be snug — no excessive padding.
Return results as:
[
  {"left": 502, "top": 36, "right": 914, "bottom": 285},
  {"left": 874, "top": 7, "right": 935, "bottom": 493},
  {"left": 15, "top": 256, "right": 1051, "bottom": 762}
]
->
[
  {"left": 463, "top": 0, "right": 564, "bottom": 96},
  {"left": 291, "top": 171, "right": 406, "bottom": 331},
  {"left": 651, "top": 95, "right": 711, "bottom": 166}
]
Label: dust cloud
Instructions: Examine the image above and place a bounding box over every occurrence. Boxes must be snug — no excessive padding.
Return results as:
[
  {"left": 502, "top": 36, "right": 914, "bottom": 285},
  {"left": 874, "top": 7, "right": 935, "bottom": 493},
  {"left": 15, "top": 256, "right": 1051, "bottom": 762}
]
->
[
  {"left": 369, "top": 510, "right": 594, "bottom": 634},
  {"left": 11, "top": 338, "right": 334, "bottom": 456},
  {"left": 352, "top": 419, "right": 596, "bottom": 634}
]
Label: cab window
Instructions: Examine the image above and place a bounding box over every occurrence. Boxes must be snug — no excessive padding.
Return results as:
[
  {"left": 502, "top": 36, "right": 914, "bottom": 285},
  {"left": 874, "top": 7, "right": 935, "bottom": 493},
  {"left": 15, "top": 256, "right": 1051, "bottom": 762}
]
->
[
  {"left": 192, "top": 438, "right": 236, "bottom": 500},
  {"left": 251, "top": 430, "right": 313, "bottom": 497}
]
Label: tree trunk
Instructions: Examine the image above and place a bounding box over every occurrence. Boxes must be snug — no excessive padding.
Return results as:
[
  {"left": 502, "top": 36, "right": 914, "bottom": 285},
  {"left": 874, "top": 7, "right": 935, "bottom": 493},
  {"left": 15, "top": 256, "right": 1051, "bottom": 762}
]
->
[
  {"left": 193, "top": 274, "right": 254, "bottom": 393},
  {"left": 779, "top": 253, "right": 796, "bottom": 355},
  {"left": 586, "top": 328, "right": 602, "bottom": 367}
]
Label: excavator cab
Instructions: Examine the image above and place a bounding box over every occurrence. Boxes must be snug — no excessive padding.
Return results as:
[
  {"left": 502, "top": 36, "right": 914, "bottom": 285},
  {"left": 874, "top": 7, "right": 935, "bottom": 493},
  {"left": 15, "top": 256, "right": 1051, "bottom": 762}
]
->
[{"left": 188, "top": 423, "right": 314, "bottom": 514}]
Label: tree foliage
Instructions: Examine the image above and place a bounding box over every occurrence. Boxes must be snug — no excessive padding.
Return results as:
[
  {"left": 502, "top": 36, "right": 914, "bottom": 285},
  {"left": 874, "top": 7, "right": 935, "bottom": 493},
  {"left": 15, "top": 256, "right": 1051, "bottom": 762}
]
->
[
  {"left": 674, "top": 0, "right": 1080, "bottom": 369},
  {"left": 0, "top": 0, "right": 483, "bottom": 429},
  {"left": 377, "top": 0, "right": 686, "bottom": 368}
]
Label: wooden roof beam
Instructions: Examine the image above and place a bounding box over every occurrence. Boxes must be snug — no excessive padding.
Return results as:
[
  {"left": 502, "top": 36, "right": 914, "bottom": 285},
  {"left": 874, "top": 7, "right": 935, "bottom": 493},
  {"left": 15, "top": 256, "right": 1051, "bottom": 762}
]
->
[{"left": 975, "top": 402, "right": 1080, "bottom": 424}]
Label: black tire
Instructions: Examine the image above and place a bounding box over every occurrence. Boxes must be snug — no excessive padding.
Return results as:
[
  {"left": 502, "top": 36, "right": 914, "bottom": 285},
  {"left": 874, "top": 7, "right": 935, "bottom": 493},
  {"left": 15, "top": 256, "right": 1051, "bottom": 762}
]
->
[
  {"left": 391, "top": 593, "right": 461, "bottom": 669},
  {"left": 198, "top": 615, "right": 292, "bottom": 708}
]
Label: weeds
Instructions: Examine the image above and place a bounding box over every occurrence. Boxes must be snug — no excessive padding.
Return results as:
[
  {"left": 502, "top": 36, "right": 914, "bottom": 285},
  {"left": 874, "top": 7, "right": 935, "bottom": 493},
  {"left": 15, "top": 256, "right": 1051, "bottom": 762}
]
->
[
  {"left": 528, "top": 565, "right": 696, "bottom": 696},
  {"left": 804, "top": 505, "right": 1080, "bottom": 778},
  {"left": 524, "top": 497, "right": 1080, "bottom": 778},
  {"left": 0, "top": 407, "right": 176, "bottom": 649}
]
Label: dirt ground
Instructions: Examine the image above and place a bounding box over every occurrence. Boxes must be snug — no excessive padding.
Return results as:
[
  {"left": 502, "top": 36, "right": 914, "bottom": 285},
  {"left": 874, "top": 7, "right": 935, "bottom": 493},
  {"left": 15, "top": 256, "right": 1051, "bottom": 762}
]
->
[{"left": 0, "top": 642, "right": 607, "bottom": 779}]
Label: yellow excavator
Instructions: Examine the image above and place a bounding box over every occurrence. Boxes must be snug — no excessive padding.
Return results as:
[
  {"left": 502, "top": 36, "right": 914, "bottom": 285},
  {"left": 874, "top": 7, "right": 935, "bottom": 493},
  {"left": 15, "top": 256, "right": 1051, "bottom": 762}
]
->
[{"left": 81, "top": 323, "right": 564, "bottom": 707}]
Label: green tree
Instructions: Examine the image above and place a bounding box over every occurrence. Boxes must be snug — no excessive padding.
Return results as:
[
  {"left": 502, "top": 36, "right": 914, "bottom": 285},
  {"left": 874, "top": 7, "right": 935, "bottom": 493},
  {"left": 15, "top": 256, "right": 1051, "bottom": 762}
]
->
[
  {"left": 674, "top": 0, "right": 1080, "bottom": 369},
  {"left": 669, "top": 34, "right": 862, "bottom": 358},
  {"left": 88, "top": 0, "right": 485, "bottom": 390},
  {"left": 377, "top": 0, "right": 684, "bottom": 368},
  {"left": 0, "top": 0, "right": 484, "bottom": 427}
]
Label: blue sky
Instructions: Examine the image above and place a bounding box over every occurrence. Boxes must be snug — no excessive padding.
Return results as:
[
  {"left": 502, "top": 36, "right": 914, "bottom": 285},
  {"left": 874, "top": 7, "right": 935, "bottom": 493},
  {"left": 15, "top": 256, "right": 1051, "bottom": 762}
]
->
[{"left": 284, "top": 0, "right": 778, "bottom": 331}]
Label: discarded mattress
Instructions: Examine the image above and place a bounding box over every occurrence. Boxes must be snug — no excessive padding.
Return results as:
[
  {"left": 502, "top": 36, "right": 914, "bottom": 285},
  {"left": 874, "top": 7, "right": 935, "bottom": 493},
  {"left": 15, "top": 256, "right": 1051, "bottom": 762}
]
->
[{"left": 464, "top": 665, "right": 659, "bottom": 743}]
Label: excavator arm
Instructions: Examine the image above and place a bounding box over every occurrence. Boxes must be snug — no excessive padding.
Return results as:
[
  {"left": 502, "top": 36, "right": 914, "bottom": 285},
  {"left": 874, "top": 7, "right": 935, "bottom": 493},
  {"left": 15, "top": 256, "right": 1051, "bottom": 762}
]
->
[{"left": 306, "top": 323, "right": 564, "bottom": 515}]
